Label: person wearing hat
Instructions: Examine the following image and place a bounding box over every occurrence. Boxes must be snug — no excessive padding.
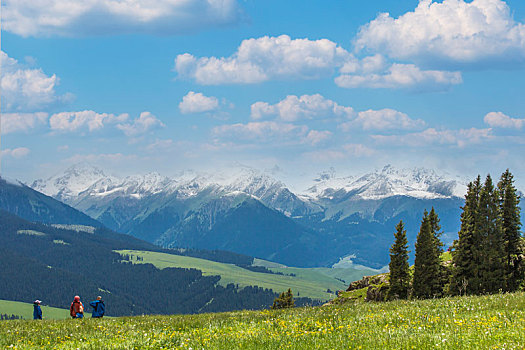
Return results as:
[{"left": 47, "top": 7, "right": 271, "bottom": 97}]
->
[
  {"left": 89, "top": 296, "right": 105, "bottom": 318},
  {"left": 33, "top": 300, "right": 42, "bottom": 320},
  {"left": 69, "top": 296, "right": 84, "bottom": 319}
]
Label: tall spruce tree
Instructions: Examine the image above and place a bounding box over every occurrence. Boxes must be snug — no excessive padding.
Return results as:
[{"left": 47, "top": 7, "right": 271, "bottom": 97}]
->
[
  {"left": 387, "top": 220, "right": 410, "bottom": 300},
  {"left": 412, "top": 210, "right": 443, "bottom": 298},
  {"left": 428, "top": 207, "right": 443, "bottom": 252},
  {"left": 478, "top": 174, "right": 505, "bottom": 293},
  {"left": 428, "top": 207, "right": 446, "bottom": 296},
  {"left": 497, "top": 169, "right": 523, "bottom": 292},
  {"left": 451, "top": 177, "right": 482, "bottom": 295}
]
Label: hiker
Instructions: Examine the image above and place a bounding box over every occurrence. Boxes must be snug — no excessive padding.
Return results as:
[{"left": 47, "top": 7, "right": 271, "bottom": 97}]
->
[
  {"left": 33, "top": 300, "right": 42, "bottom": 320},
  {"left": 70, "top": 296, "right": 84, "bottom": 319},
  {"left": 89, "top": 296, "right": 105, "bottom": 318}
]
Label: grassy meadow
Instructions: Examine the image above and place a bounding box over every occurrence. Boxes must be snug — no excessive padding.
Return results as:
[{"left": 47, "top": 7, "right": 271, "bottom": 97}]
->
[
  {"left": 116, "top": 250, "right": 376, "bottom": 300},
  {"left": 0, "top": 300, "right": 70, "bottom": 320},
  {"left": 1, "top": 292, "right": 524, "bottom": 349}
]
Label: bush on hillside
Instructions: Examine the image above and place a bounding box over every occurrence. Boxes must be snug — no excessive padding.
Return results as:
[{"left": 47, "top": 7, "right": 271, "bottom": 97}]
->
[{"left": 272, "top": 288, "right": 295, "bottom": 309}]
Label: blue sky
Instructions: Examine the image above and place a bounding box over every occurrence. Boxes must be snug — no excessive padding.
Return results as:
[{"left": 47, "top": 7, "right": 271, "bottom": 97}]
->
[{"left": 1, "top": 0, "right": 525, "bottom": 188}]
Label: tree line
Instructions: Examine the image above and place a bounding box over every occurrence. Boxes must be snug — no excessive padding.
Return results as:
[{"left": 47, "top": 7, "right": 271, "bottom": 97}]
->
[
  {"left": 0, "top": 314, "right": 22, "bottom": 321},
  {"left": 388, "top": 169, "right": 523, "bottom": 300}
]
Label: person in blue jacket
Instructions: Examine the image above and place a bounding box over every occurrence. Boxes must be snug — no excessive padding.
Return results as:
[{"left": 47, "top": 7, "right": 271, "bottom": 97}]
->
[
  {"left": 89, "top": 296, "right": 105, "bottom": 318},
  {"left": 33, "top": 300, "right": 42, "bottom": 320}
]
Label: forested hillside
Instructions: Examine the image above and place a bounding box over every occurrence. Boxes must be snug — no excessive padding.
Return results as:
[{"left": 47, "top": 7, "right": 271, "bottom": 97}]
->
[{"left": 0, "top": 210, "right": 317, "bottom": 316}]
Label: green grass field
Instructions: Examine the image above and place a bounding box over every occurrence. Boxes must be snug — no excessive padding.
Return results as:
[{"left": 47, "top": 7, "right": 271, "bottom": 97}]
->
[
  {"left": 0, "top": 300, "right": 70, "bottom": 320},
  {"left": 117, "top": 250, "right": 376, "bottom": 300},
  {"left": 1, "top": 292, "right": 524, "bottom": 349}
]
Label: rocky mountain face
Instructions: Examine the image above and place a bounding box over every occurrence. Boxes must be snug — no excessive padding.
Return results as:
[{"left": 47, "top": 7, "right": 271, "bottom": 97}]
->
[{"left": 30, "top": 164, "right": 474, "bottom": 268}]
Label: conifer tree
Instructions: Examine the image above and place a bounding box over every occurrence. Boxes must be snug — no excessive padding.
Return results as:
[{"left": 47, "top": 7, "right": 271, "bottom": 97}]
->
[
  {"left": 387, "top": 220, "right": 410, "bottom": 300},
  {"left": 451, "top": 177, "right": 482, "bottom": 295},
  {"left": 478, "top": 175, "right": 505, "bottom": 293},
  {"left": 412, "top": 210, "right": 443, "bottom": 298},
  {"left": 285, "top": 288, "right": 295, "bottom": 307},
  {"left": 428, "top": 207, "right": 446, "bottom": 296},
  {"left": 498, "top": 169, "right": 523, "bottom": 292},
  {"left": 428, "top": 207, "right": 443, "bottom": 253}
]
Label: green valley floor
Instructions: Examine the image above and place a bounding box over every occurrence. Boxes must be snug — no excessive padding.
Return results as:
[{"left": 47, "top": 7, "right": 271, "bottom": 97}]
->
[{"left": 1, "top": 292, "right": 524, "bottom": 349}]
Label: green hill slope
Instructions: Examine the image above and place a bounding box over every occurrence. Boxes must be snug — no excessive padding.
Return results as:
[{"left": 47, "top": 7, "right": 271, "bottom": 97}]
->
[
  {"left": 0, "top": 300, "right": 70, "bottom": 320},
  {"left": 117, "top": 250, "right": 377, "bottom": 300},
  {"left": 1, "top": 292, "right": 523, "bottom": 349}
]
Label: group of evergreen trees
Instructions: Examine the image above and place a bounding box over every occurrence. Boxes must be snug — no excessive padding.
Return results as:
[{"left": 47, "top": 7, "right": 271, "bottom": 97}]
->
[
  {"left": 452, "top": 170, "right": 523, "bottom": 295},
  {"left": 388, "top": 170, "right": 523, "bottom": 300}
]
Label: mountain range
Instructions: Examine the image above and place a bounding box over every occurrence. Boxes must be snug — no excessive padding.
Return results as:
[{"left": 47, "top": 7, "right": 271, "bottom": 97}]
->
[{"left": 29, "top": 163, "right": 489, "bottom": 268}]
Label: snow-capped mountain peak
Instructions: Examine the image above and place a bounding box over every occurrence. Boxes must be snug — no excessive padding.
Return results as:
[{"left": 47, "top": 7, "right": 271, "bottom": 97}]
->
[
  {"left": 304, "top": 168, "right": 354, "bottom": 199},
  {"left": 82, "top": 172, "right": 177, "bottom": 199},
  {"left": 30, "top": 163, "right": 110, "bottom": 201},
  {"left": 304, "top": 165, "right": 466, "bottom": 201}
]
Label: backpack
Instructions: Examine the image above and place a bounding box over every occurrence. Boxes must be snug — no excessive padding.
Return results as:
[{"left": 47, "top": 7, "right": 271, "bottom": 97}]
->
[
  {"left": 70, "top": 302, "right": 76, "bottom": 317},
  {"left": 70, "top": 301, "right": 83, "bottom": 317}
]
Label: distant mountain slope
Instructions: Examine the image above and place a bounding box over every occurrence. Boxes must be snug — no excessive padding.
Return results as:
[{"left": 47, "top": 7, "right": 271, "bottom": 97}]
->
[
  {"left": 0, "top": 179, "right": 102, "bottom": 227},
  {"left": 158, "top": 197, "right": 323, "bottom": 267}
]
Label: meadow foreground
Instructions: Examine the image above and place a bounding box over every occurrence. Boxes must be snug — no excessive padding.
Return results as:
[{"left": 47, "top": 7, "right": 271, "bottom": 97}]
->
[{"left": 1, "top": 292, "right": 524, "bottom": 349}]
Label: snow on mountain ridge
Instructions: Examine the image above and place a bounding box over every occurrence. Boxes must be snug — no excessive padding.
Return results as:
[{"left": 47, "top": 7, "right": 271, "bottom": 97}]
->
[
  {"left": 31, "top": 163, "right": 468, "bottom": 206},
  {"left": 31, "top": 163, "right": 111, "bottom": 201},
  {"left": 304, "top": 165, "right": 467, "bottom": 200},
  {"left": 164, "top": 166, "right": 289, "bottom": 200},
  {"left": 83, "top": 172, "right": 177, "bottom": 199}
]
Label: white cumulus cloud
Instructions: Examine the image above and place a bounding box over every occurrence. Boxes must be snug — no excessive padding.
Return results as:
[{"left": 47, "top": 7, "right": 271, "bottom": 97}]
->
[
  {"left": 304, "top": 130, "right": 333, "bottom": 145},
  {"left": 355, "top": 0, "right": 525, "bottom": 66},
  {"left": 335, "top": 63, "right": 462, "bottom": 90},
  {"left": 1, "top": 51, "right": 71, "bottom": 112},
  {"left": 251, "top": 94, "right": 355, "bottom": 122},
  {"left": 2, "top": 112, "right": 49, "bottom": 134},
  {"left": 212, "top": 120, "right": 333, "bottom": 146},
  {"left": 49, "top": 110, "right": 129, "bottom": 133},
  {"left": 116, "top": 112, "right": 165, "bottom": 137},
  {"left": 3, "top": 0, "right": 243, "bottom": 37},
  {"left": 250, "top": 95, "right": 425, "bottom": 132},
  {"left": 341, "top": 108, "right": 426, "bottom": 131},
  {"left": 175, "top": 34, "right": 464, "bottom": 90},
  {"left": 48, "top": 110, "right": 164, "bottom": 136},
  {"left": 179, "top": 91, "right": 220, "bottom": 114},
  {"left": 175, "top": 35, "right": 351, "bottom": 84},
  {"left": 484, "top": 112, "right": 525, "bottom": 129},
  {"left": 1, "top": 147, "right": 31, "bottom": 159}
]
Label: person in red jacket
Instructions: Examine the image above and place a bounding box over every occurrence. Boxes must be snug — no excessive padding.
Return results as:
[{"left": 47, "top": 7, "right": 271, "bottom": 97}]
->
[{"left": 70, "top": 295, "right": 84, "bottom": 319}]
